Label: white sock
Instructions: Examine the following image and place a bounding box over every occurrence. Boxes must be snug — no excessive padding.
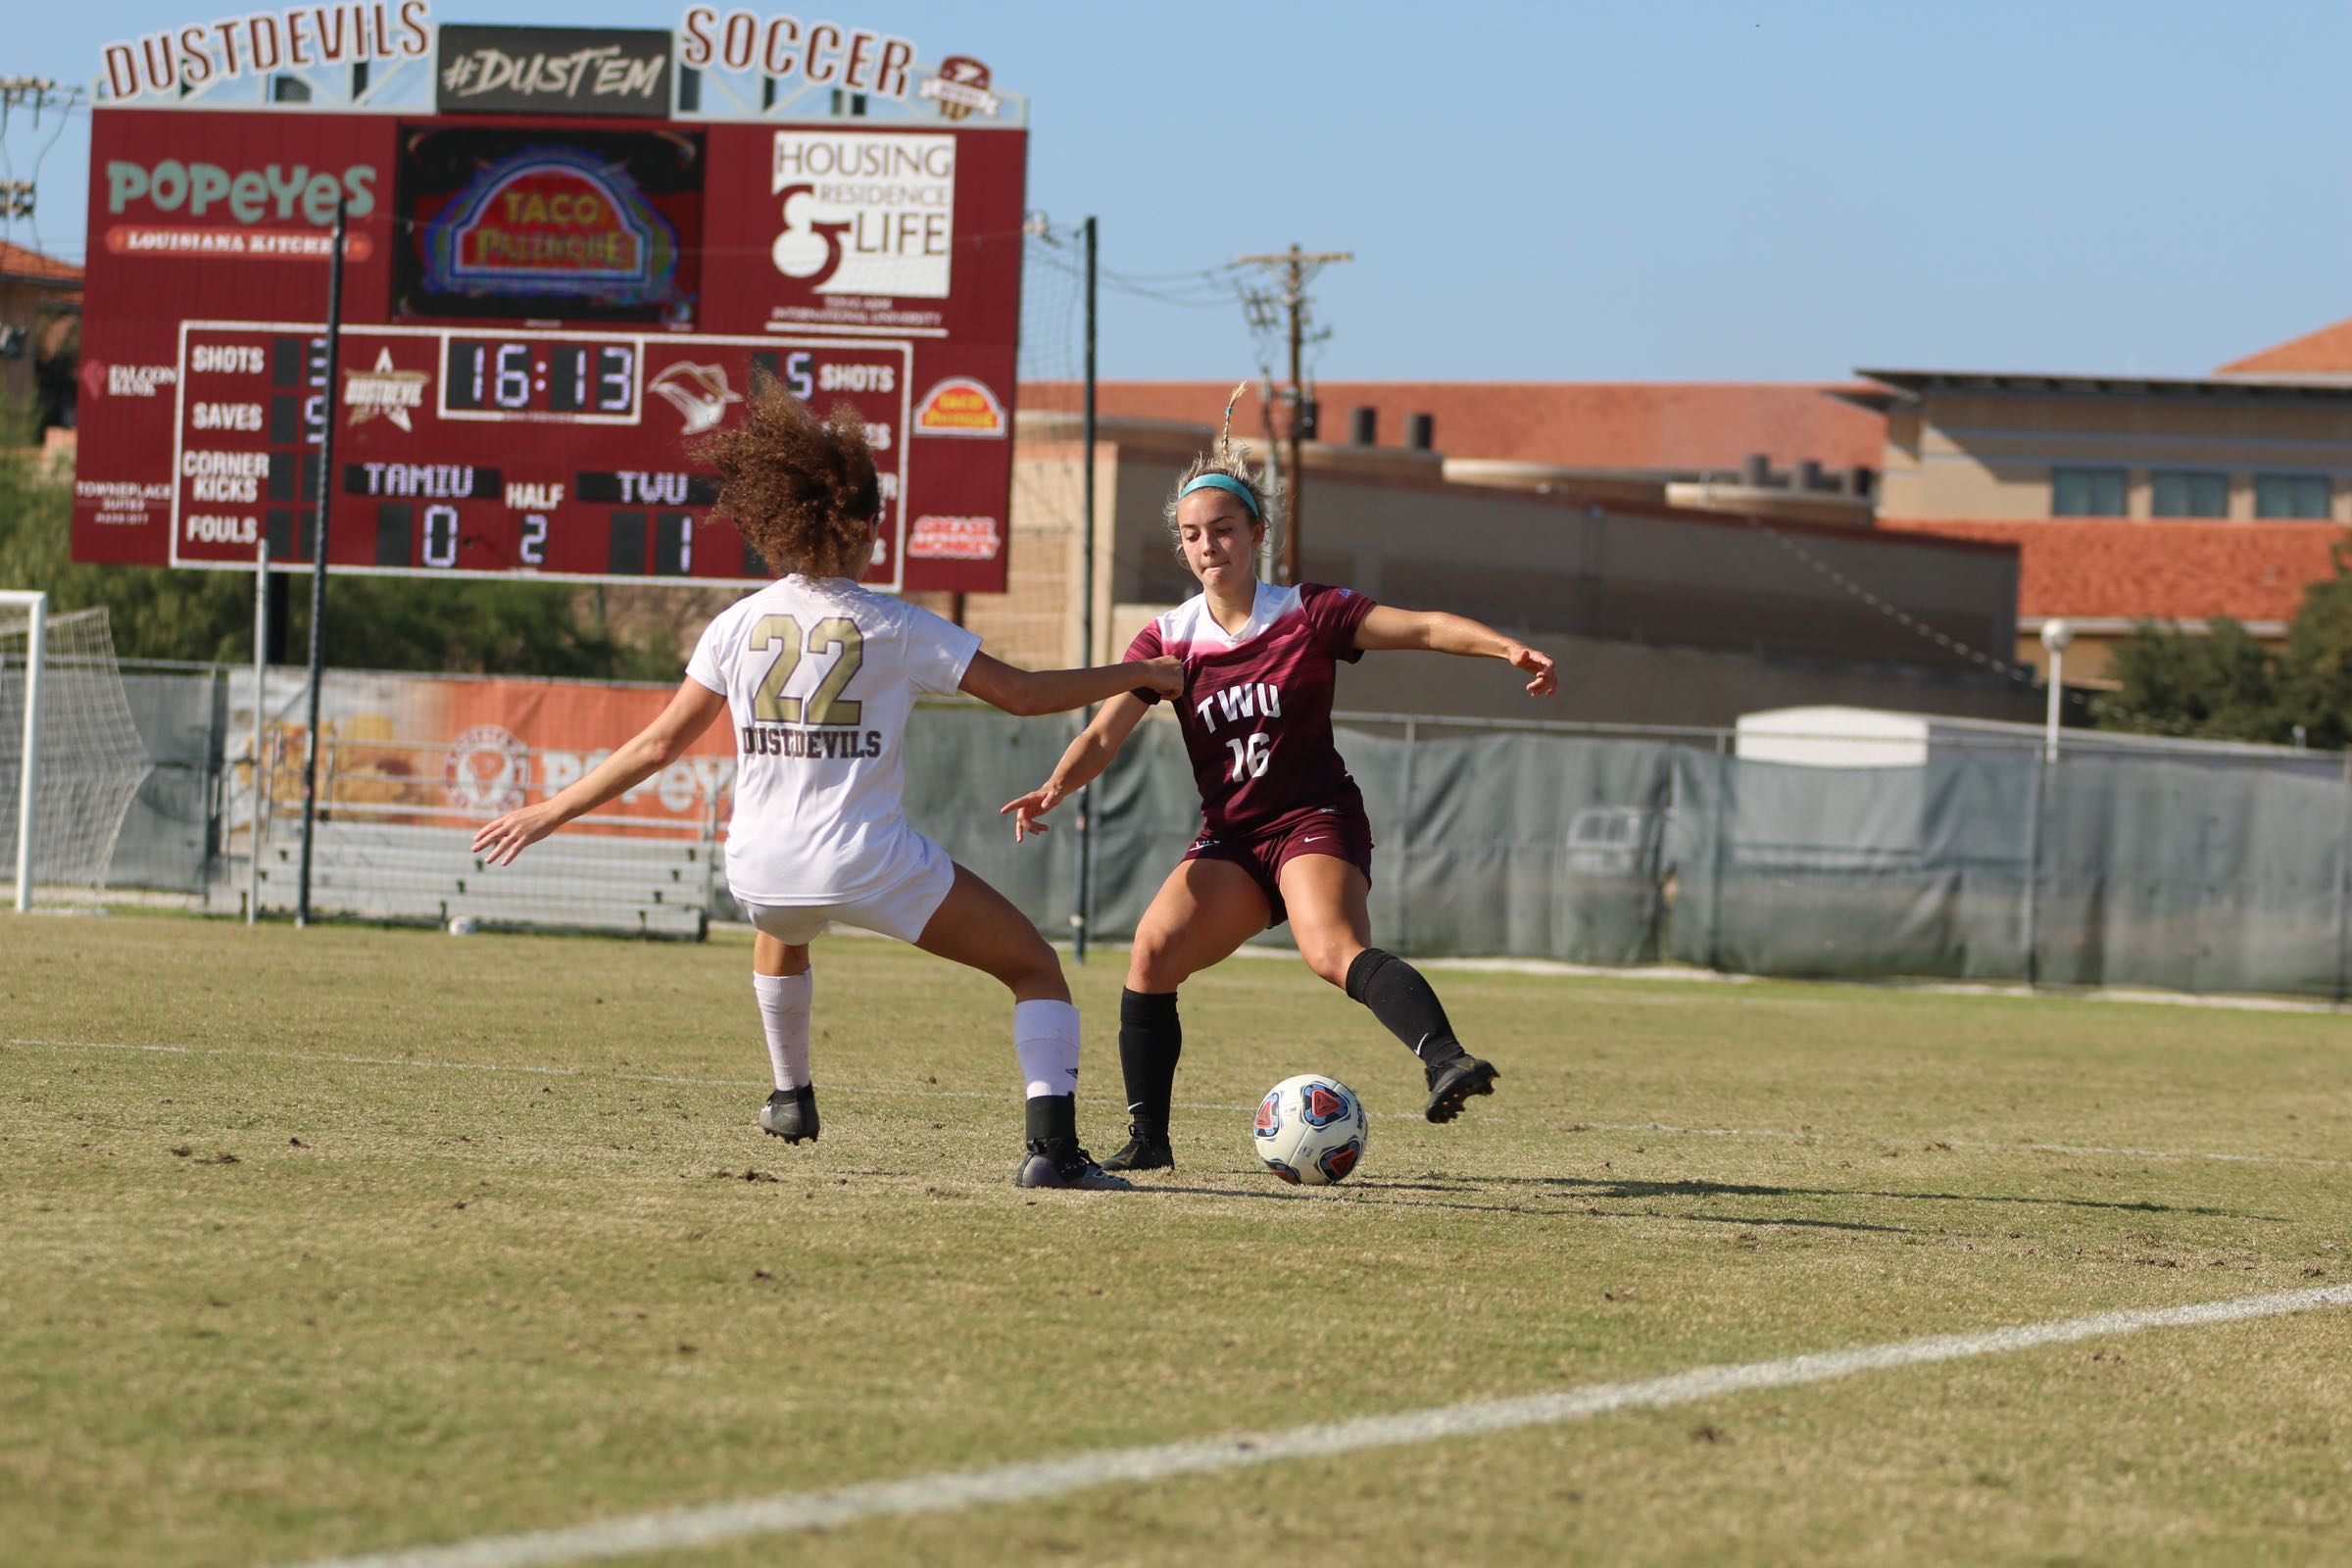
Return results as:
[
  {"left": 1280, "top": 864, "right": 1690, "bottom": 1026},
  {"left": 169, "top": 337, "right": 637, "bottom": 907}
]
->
[
  {"left": 1012, "top": 999, "right": 1081, "bottom": 1101},
  {"left": 754, "top": 970, "right": 812, "bottom": 1092}
]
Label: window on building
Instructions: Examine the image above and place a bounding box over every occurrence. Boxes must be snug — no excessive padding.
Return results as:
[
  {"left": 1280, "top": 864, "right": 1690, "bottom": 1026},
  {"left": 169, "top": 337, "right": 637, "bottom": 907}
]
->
[
  {"left": 2150, "top": 470, "right": 2228, "bottom": 517},
  {"left": 2254, "top": 474, "right": 2331, "bottom": 519},
  {"left": 2052, "top": 466, "right": 2128, "bottom": 516}
]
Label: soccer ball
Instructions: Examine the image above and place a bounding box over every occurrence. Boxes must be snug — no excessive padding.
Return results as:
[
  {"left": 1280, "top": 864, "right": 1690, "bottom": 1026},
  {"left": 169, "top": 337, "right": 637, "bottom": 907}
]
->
[{"left": 1252, "top": 1074, "right": 1368, "bottom": 1186}]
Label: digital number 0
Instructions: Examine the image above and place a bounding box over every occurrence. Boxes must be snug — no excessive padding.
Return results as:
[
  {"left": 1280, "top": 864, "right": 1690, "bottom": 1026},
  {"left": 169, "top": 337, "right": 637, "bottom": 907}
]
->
[{"left": 422, "top": 504, "right": 460, "bottom": 568}]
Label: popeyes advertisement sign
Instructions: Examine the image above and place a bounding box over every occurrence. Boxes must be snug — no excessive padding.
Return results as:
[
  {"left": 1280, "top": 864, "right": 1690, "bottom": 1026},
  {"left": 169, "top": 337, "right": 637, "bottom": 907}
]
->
[{"left": 230, "top": 668, "right": 736, "bottom": 836}]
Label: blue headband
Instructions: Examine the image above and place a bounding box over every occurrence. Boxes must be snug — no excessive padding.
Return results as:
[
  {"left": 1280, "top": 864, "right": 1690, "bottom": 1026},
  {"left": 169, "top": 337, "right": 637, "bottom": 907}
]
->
[{"left": 1179, "top": 472, "right": 1261, "bottom": 518}]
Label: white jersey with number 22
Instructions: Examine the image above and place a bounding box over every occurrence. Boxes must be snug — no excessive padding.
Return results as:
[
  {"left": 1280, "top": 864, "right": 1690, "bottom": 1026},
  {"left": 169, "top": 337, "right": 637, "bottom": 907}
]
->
[{"left": 685, "top": 573, "right": 981, "bottom": 906}]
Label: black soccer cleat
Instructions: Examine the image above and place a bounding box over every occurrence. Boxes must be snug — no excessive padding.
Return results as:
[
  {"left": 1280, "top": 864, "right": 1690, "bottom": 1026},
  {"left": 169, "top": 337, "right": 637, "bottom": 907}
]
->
[
  {"left": 1423, "top": 1056, "right": 1499, "bottom": 1123},
  {"left": 1099, "top": 1123, "right": 1175, "bottom": 1173},
  {"left": 760, "top": 1085, "right": 820, "bottom": 1144},
  {"left": 1015, "top": 1139, "right": 1134, "bottom": 1191}
]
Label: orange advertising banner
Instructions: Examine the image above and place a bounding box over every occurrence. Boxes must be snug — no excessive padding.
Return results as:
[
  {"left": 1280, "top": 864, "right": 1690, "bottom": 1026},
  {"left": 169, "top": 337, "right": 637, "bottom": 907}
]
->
[{"left": 227, "top": 669, "right": 733, "bottom": 841}]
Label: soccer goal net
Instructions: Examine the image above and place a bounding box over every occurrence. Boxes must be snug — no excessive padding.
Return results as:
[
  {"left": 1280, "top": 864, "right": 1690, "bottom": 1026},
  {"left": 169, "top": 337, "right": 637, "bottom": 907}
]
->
[{"left": 0, "top": 596, "right": 154, "bottom": 911}]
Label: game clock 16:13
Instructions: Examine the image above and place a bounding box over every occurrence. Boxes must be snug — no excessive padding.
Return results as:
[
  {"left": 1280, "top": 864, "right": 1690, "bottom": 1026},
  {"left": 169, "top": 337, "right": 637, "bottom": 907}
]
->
[{"left": 443, "top": 338, "right": 639, "bottom": 417}]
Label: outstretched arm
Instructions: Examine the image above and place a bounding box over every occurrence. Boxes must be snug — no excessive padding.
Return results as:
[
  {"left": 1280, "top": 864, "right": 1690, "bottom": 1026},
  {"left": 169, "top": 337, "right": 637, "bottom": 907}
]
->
[
  {"left": 471, "top": 677, "right": 729, "bottom": 865},
  {"left": 958, "top": 651, "right": 1184, "bottom": 716},
  {"left": 1353, "top": 606, "right": 1557, "bottom": 697},
  {"left": 1000, "top": 692, "right": 1152, "bottom": 842}
]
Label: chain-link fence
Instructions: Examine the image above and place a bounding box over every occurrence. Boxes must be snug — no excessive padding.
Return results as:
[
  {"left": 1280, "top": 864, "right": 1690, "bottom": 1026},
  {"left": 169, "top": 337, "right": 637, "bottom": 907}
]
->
[{"left": 83, "top": 663, "right": 2352, "bottom": 1000}]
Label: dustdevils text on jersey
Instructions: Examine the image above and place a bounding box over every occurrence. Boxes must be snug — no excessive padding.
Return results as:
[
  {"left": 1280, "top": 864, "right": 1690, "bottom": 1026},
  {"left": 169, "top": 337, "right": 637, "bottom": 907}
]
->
[{"left": 687, "top": 572, "right": 980, "bottom": 904}]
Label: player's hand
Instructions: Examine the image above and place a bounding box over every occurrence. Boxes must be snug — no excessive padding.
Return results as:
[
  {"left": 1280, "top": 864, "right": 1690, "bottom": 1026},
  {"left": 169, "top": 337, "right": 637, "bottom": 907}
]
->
[
  {"left": 999, "top": 781, "right": 1065, "bottom": 843},
  {"left": 472, "top": 803, "right": 561, "bottom": 866},
  {"left": 1134, "top": 655, "right": 1185, "bottom": 697},
  {"left": 1505, "top": 641, "right": 1558, "bottom": 698}
]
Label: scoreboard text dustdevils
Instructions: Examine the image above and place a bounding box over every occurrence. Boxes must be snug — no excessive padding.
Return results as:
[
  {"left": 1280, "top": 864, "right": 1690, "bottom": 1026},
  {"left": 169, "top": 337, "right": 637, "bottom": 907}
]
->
[{"left": 73, "top": 17, "right": 1027, "bottom": 594}]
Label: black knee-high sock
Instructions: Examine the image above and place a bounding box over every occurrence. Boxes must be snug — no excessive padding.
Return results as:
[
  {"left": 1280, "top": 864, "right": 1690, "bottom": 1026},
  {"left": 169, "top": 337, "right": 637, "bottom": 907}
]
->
[
  {"left": 1117, "top": 989, "right": 1182, "bottom": 1135},
  {"left": 1345, "top": 950, "right": 1469, "bottom": 1077}
]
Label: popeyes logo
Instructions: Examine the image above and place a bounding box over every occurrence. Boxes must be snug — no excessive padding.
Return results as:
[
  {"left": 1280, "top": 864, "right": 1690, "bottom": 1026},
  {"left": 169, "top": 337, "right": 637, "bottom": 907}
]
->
[
  {"left": 912, "top": 377, "right": 1005, "bottom": 438},
  {"left": 444, "top": 724, "right": 529, "bottom": 818},
  {"left": 906, "top": 514, "right": 1000, "bottom": 562}
]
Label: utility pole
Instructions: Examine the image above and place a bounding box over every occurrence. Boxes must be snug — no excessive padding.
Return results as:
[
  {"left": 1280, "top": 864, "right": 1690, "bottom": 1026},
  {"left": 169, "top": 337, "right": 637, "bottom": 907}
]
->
[
  {"left": 1234, "top": 245, "right": 1350, "bottom": 584},
  {"left": 0, "top": 79, "right": 86, "bottom": 221}
]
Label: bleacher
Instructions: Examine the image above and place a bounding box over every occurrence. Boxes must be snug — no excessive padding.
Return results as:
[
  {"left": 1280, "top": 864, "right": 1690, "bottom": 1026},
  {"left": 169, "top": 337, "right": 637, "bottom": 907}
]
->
[{"left": 240, "top": 816, "right": 715, "bottom": 937}]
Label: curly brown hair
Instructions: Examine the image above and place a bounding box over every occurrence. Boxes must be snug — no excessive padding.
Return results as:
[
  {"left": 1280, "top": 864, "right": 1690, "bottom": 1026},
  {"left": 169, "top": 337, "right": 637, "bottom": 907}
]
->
[{"left": 691, "top": 372, "right": 880, "bottom": 577}]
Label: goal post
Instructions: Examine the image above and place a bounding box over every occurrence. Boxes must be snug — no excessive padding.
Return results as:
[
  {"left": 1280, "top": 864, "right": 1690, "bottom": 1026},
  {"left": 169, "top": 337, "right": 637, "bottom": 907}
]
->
[
  {"left": 0, "top": 594, "right": 154, "bottom": 913},
  {"left": 2, "top": 590, "right": 43, "bottom": 911}
]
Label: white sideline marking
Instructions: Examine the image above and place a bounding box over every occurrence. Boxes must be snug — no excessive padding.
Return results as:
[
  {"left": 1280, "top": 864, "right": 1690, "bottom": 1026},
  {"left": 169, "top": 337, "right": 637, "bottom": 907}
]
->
[
  {"left": 280, "top": 1282, "right": 2352, "bottom": 1568},
  {"left": 1580, "top": 1119, "right": 2352, "bottom": 1172},
  {"left": 11, "top": 1036, "right": 2352, "bottom": 1171}
]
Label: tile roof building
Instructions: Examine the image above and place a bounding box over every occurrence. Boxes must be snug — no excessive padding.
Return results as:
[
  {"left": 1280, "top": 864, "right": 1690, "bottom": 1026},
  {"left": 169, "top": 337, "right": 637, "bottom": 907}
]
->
[
  {"left": 1848, "top": 352, "right": 2352, "bottom": 679},
  {"left": 1053, "top": 379, "right": 1884, "bottom": 474},
  {"left": 0, "top": 240, "right": 82, "bottom": 436}
]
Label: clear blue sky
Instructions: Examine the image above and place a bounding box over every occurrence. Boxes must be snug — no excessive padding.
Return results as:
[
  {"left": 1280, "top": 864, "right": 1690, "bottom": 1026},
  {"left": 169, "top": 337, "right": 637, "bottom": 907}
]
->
[{"left": 11, "top": 1, "right": 2348, "bottom": 382}]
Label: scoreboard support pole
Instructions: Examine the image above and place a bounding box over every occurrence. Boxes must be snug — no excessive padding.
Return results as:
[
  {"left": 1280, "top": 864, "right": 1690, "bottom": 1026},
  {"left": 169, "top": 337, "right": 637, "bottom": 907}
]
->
[
  {"left": 248, "top": 532, "right": 270, "bottom": 926},
  {"left": 1071, "top": 216, "right": 1099, "bottom": 964},
  {"left": 295, "top": 198, "right": 350, "bottom": 929}
]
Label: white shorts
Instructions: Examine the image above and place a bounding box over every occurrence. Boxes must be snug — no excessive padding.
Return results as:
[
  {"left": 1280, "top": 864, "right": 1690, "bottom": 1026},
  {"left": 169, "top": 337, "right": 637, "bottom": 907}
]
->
[{"left": 734, "top": 836, "right": 957, "bottom": 947}]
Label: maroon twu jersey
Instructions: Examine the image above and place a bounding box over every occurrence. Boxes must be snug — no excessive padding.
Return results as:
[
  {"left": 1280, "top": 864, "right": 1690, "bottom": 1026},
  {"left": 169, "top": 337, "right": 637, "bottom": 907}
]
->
[{"left": 1125, "top": 581, "right": 1377, "bottom": 835}]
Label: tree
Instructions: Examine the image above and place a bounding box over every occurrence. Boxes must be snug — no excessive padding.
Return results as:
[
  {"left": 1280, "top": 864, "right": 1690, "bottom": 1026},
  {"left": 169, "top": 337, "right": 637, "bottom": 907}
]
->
[
  {"left": 2093, "top": 541, "right": 2352, "bottom": 748},
  {"left": 2276, "top": 555, "right": 2352, "bottom": 750},
  {"left": 2091, "top": 615, "right": 2289, "bottom": 743},
  {"left": 0, "top": 424, "right": 257, "bottom": 662}
]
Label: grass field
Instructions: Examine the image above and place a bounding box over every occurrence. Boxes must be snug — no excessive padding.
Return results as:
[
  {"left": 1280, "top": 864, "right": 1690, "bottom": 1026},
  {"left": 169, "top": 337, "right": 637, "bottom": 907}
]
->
[{"left": 5, "top": 913, "right": 2351, "bottom": 1567}]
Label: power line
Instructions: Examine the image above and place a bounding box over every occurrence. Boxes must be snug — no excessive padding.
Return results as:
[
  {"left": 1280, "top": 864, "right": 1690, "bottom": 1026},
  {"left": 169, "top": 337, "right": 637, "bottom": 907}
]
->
[{"left": 0, "top": 78, "right": 86, "bottom": 256}]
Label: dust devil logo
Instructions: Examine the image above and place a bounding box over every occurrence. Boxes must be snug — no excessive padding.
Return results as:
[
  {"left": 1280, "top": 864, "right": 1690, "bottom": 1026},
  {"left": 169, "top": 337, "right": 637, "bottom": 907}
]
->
[
  {"left": 345, "top": 348, "right": 428, "bottom": 432},
  {"left": 651, "top": 362, "right": 743, "bottom": 435},
  {"left": 919, "top": 56, "right": 998, "bottom": 121}
]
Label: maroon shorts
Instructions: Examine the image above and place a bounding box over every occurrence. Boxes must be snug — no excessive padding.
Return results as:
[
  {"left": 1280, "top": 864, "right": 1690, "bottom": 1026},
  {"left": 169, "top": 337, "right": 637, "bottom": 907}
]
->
[{"left": 1183, "top": 799, "right": 1375, "bottom": 929}]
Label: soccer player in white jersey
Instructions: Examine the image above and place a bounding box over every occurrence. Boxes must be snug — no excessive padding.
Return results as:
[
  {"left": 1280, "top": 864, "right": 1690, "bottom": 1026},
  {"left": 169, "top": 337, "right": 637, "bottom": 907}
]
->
[
  {"left": 473, "top": 377, "right": 1182, "bottom": 1190},
  {"left": 1003, "top": 385, "right": 1558, "bottom": 1173}
]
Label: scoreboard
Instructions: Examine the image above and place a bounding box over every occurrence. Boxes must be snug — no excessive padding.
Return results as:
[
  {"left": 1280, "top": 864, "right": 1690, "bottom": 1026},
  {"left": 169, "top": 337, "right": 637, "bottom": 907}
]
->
[
  {"left": 74, "top": 17, "right": 1027, "bottom": 594},
  {"left": 171, "top": 321, "right": 913, "bottom": 579}
]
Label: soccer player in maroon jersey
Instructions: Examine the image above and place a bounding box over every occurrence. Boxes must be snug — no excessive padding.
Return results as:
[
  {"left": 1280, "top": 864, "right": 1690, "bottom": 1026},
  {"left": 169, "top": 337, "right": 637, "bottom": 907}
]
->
[{"left": 1003, "top": 388, "right": 1558, "bottom": 1172}]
